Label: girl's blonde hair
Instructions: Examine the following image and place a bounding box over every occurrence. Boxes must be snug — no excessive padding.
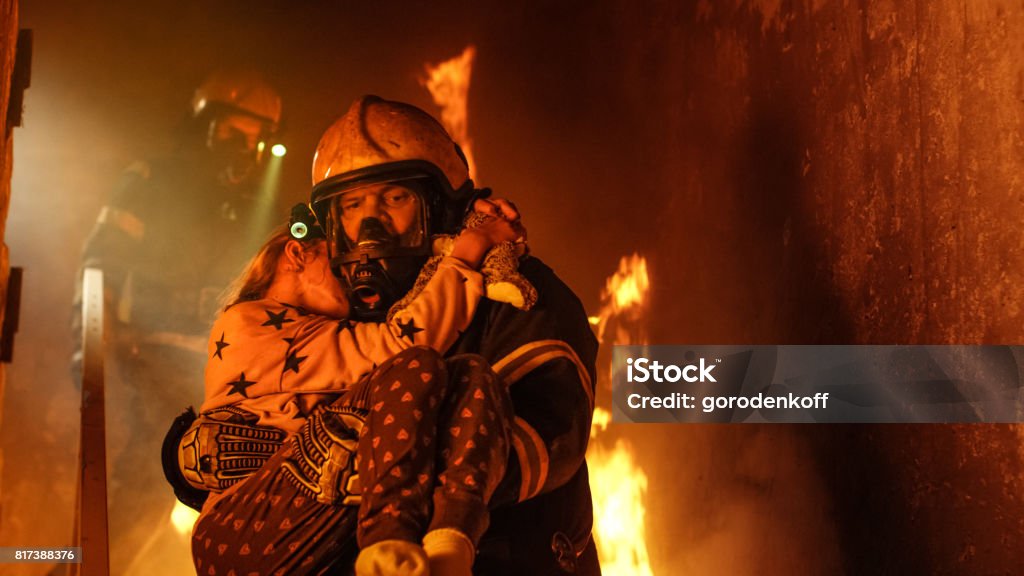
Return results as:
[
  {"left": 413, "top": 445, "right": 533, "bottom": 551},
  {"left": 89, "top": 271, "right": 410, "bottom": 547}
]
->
[{"left": 220, "top": 225, "right": 318, "bottom": 310}]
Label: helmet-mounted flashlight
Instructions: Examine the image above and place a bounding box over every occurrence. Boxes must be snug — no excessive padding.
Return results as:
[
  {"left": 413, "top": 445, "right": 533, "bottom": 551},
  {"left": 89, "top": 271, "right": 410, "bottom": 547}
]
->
[{"left": 289, "top": 203, "right": 324, "bottom": 241}]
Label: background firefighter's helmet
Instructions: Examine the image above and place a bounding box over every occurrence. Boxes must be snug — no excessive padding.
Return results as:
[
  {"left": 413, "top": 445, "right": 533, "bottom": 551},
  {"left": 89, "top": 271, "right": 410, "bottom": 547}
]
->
[
  {"left": 309, "top": 96, "right": 478, "bottom": 321},
  {"left": 190, "top": 69, "right": 283, "bottom": 182},
  {"left": 191, "top": 69, "right": 282, "bottom": 130}
]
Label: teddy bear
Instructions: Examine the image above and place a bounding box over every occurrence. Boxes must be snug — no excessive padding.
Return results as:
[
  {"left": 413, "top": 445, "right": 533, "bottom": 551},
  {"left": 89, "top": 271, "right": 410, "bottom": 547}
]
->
[{"left": 387, "top": 211, "right": 538, "bottom": 321}]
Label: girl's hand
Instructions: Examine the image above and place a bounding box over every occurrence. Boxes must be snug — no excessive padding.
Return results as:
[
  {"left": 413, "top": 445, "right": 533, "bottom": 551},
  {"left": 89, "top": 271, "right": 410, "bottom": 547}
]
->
[
  {"left": 473, "top": 197, "right": 520, "bottom": 221},
  {"left": 450, "top": 215, "right": 521, "bottom": 268},
  {"left": 473, "top": 197, "right": 526, "bottom": 242}
]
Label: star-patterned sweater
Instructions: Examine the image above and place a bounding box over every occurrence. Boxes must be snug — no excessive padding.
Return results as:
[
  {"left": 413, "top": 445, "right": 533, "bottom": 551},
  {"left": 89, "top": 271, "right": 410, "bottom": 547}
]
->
[{"left": 201, "top": 256, "right": 484, "bottom": 434}]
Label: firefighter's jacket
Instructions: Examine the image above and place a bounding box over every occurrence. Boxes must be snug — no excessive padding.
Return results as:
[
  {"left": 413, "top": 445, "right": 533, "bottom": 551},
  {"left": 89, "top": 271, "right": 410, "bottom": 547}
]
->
[{"left": 449, "top": 257, "right": 600, "bottom": 575}]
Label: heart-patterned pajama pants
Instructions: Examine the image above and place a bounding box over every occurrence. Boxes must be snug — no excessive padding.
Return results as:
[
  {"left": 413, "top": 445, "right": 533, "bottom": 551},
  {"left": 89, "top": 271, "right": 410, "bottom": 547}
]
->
[{"left": 192, "top": 346, "right": 513, "bottom": 576}]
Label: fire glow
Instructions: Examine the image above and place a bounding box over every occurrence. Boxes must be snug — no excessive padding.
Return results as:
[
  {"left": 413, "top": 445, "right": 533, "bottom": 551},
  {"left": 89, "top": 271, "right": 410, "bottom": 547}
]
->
[
  {"left": 587, "top": 253, "right": 655, "bottom": 575},
  {"left": 606, "top": 253, "right": 650, "bottom": 312},
  {"left": 170, "top": 499, "right": 199, "bottom": 536},
  {"left": 422, "top": 45, "right": 478, "bottom": 179},
  {"left": 588, "top": 414, "right": 654, "bottom": 576},
  {"left": 592, "top": 253, "right": 650, "bottom": 345}
]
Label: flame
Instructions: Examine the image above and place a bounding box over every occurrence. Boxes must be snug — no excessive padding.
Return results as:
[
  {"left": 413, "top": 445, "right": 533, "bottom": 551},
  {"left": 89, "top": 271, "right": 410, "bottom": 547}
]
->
[
  {"left": 170, "top": 499, "right": 200, "bottom": 536},
  {"left": 592, "top": 253, "right": 651, "bottom": 345},
  {"left": 587, "top": 253, "right": 655, "bottom": 575},
  {"left": 604, "top": 253, "right": 650, "bottom": 312},
  {"left": 591, "top": 405, "right": 611, "bottom": 438},
  {"left": 588, "top": 417, "right": 654, "bottom": 576},
  {"left": 422, "top": 46, "right": 478, "bottom": 179}
]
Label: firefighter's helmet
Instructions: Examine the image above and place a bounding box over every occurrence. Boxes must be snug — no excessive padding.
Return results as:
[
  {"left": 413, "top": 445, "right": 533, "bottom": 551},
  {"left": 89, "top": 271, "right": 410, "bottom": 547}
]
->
[
  {"left": 308, "top": 96, "right": 477, "bottom": 321},
  {"left": 311, "top": 95, "right": 469, "bottom": 192},
  {"left": 192, "top": 69, "right": 282, "bottom": 130}
]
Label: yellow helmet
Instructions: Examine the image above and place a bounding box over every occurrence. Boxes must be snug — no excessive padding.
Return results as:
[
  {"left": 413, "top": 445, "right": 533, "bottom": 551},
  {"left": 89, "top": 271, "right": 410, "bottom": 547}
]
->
[
  {"left": 191, "top": 69, "right": 282, "bottom": 129},
  {"left": 311, "top": 95, "right": 470, "bottom": 192},
  {"left": 309, "top": 96, "right": 478, "bottom": 321},
  {"left": 309, "top": 95, "right": 476, "bottom": 255}
]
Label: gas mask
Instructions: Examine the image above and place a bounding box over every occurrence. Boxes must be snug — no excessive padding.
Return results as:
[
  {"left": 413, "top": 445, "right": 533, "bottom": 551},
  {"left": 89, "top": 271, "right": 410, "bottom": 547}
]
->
[
  {"left": 290, "top": 199, "right": 423, "bottom": 322},
  {"left": 338, "top": 216, "right": 426, "bottom": 321},
  {"left": 310, "top": 161, "right": 471, "bottom": 322}
]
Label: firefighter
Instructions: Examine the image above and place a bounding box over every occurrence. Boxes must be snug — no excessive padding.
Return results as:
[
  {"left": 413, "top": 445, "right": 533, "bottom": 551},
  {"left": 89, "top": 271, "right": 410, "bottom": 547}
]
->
[
  {"left": 73, "top": 69, "right": 283, "bottom": 574},
  {"left": 310, "top": 96, "right": 600, "bottom": 575}
]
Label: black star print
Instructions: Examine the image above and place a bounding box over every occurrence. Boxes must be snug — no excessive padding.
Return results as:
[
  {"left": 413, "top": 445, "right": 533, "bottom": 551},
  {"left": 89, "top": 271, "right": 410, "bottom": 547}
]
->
[
  {"left": 284, "top": 351, "right": 308, "bottom": 374},
  {"left": 282, "top": 337, "right": 295, "bottom": 345},
  {"left": 213, "top": 332, "right": 230, "bottom": 360},
  {"left": 397, "top": 318, "right": 424, "bottom": 343},
  {"left": 335, "top": 319, "right": 352, "bottom": 334},
  {"left": 281, "top": 303, "right": 310, "bottom": 316},
  {"left": 262, "top": 309, "right": 294, "bottom": 330},
  {"left": 227, "top": 373, "right": 257, "bottom": 398}
]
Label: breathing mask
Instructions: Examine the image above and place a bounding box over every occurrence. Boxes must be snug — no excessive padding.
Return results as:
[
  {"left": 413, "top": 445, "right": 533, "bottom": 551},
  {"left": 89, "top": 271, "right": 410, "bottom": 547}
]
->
[{"left": 311, "top": 162, "right": 466, "bottom": 321}]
